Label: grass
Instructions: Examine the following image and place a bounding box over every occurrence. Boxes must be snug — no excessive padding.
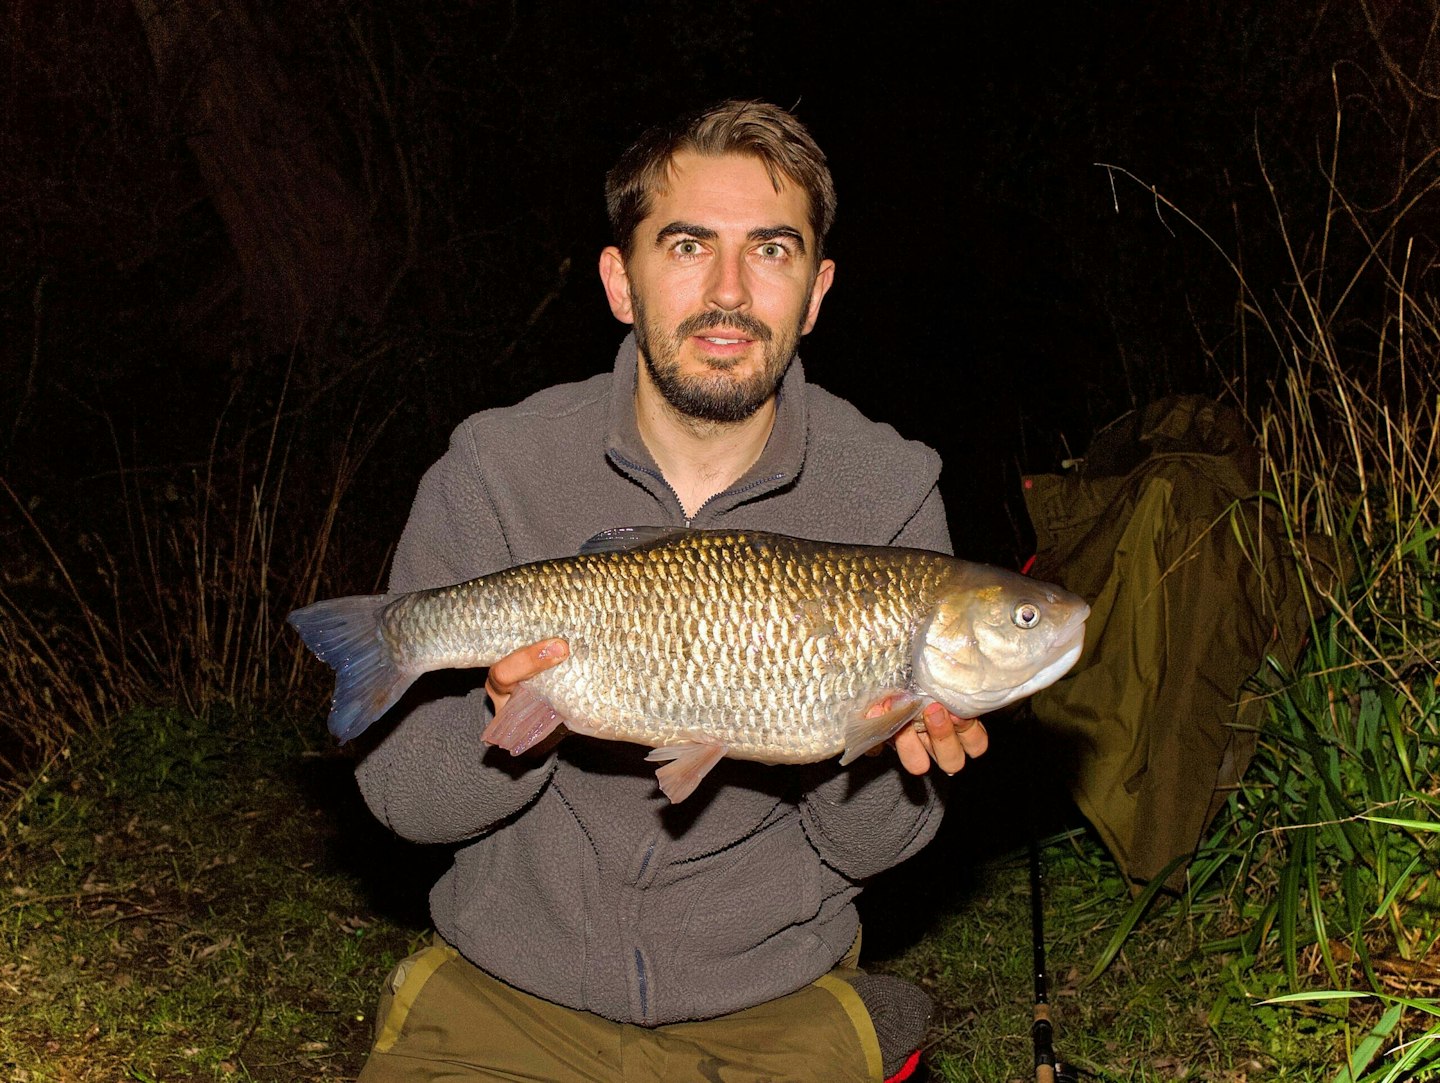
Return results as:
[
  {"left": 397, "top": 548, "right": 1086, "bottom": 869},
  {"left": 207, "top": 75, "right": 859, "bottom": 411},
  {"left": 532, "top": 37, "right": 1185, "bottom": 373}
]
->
[
  {"left": 0, "top": 707, "right": 423, "bottom": 1081},
  {"left": 0, "top": 703, "right": 1427, "bottom": 1082},
  {"left": 869, "top": 816, "right": 1394, "bottom": 1081},
  {"left": 1070, "top": 68, "right": 1440, "bottom": 1080},
  {"left": 0, "top": 362, "right": 393, "bottom": 791}
]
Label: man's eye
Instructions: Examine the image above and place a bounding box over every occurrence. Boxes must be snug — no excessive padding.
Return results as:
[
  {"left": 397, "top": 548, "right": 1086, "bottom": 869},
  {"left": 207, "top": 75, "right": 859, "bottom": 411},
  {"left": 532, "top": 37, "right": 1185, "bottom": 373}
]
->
[
  {"left": 758, "top": 243, "right": 786, "bottom": 259},
  {"left": 675, "top": 240, "right": 702, "bottom": 256}
]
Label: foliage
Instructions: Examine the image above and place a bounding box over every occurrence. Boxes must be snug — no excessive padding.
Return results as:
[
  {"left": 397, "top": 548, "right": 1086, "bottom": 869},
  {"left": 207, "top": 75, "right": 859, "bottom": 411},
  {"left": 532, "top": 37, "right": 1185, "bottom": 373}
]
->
[
  {"left": 1088, "top": 40, "right": 1440, "bottom": 1079},
  {"left": 1214, "top": 58, "right": 1440, "bottom": 1077},
  {"left": 0, "top": 379, "right": 387, "bottom": 788},
  {"left": 0, "top": 704, "right": 1404, "bottom": 1080}
]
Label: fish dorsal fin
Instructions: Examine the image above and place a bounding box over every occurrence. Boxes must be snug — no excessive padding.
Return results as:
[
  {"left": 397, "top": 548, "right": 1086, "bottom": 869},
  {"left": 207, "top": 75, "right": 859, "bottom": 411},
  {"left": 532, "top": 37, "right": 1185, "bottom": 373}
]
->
[{"left": 579, "top": 526, "right": 689, "bottom": 555}]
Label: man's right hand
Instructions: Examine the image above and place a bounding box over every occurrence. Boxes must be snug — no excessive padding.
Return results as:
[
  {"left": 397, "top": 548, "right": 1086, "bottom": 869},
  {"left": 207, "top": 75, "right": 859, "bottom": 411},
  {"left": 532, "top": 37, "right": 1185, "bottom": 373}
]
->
[{"left": 484, "top": 638, "right": 570, "bottom": 718}]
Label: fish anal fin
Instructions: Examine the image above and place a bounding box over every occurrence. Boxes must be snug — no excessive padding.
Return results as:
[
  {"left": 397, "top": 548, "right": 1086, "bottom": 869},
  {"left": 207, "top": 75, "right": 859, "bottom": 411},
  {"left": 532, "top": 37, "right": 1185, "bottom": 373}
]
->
[
  {"left": 838, "top": 693, "right": 926, "bottom": 766},
  {"left": 644, "top": 741, "right": 729, "bottom": 803},
  {"left": 484, "top": 684, "right": 567, "bottom": 755}
]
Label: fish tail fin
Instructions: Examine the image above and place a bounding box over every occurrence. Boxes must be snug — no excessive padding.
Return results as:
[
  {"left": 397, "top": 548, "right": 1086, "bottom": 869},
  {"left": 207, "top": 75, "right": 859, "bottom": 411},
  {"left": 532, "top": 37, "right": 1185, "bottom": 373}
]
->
[{"left": 287, "top": 595, "right": 420, "bottom": 742}]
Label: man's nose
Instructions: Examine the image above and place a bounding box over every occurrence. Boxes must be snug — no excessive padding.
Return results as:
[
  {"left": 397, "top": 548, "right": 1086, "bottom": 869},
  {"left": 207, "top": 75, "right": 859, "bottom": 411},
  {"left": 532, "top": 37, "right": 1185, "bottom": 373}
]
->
[{"left": 705, "top": 249, "right": 750, "bottom": 312}]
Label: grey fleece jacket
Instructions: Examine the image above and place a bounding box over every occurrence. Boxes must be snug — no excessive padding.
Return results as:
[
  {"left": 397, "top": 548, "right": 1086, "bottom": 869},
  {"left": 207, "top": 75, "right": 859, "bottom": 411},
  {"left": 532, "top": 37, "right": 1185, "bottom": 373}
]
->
[{"left": 355, "top": 334, "right": 952, "bottom": 1026}]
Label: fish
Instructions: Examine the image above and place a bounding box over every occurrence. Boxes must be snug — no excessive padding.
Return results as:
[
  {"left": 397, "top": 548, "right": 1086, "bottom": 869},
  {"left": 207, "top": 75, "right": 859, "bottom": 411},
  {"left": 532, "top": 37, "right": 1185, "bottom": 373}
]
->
[{"left": 287, "top": 527, "right": 1089, "bottom": 802}]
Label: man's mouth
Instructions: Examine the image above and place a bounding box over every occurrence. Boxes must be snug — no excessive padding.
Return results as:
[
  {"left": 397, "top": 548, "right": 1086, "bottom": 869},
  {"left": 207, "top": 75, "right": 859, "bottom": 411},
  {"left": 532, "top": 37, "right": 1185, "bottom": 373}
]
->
[{"left": 676, "top": 311, "right": 772, "bottom": 343}]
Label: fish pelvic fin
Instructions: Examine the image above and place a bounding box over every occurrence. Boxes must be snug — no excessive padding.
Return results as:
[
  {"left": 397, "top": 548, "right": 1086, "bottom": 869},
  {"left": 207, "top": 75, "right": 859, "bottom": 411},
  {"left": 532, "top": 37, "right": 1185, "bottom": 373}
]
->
[
  {"left": 287, "top": 595, "right": 420, "bottom": 742},
  {"left": 838, "top": 693, "right": 926, "bottom": 766},
  {"left": 483, "top": 684, "right": 567, "bottom": 755},
  {"left": 645, "top": 740, "right": 729, "bottom": 803}
]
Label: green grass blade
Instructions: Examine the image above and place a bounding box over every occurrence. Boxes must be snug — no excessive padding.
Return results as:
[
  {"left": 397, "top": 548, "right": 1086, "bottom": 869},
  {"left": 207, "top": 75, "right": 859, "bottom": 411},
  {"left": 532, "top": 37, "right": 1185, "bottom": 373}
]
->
[
  {"left": 1082, "top": 851, "right": 1192, "bottom": 985},
  {"left": 1363, "top": 815, "right": 1440, "bottom": 833},
  {"left": 1338, "top": 1001, "right": 1404, "bottom": 1083}
]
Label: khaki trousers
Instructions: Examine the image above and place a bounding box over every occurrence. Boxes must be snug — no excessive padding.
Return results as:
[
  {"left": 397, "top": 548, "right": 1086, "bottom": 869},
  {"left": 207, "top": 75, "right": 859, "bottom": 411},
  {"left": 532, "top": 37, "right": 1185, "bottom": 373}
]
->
[{"left": 357, "top": 935, "right": 885, "bottom": 1083}]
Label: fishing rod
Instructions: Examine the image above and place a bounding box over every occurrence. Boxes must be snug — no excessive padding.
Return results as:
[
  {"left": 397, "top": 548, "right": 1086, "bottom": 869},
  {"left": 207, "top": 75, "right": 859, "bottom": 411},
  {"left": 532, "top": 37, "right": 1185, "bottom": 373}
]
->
[
  {"left": 1016, "top": 558, "right": 1079, "bottom": 1082},
  {"left": 1029, "top": 827, "right": 1078, "bottom": 1083}
]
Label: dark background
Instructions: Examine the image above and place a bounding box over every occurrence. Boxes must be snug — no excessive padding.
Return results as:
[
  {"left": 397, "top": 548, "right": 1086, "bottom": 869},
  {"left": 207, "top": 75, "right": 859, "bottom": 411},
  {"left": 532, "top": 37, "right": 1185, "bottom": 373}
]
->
[{"left": 9, "top": 2, "right": 1419, "bottom": 564}]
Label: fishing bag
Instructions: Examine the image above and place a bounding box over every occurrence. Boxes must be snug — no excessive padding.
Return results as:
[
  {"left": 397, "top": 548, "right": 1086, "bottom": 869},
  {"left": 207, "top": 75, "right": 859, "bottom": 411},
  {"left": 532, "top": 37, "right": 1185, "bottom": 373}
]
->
[{"left": 1021, "top": 395, "right": 1329, "bottom": 891}]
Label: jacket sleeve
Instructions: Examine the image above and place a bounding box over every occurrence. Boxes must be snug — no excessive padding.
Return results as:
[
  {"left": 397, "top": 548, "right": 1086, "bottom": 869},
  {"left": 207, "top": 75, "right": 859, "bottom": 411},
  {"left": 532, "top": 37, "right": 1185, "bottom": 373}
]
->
[
  {"left": 797, "top": 756, "right": 945, "bottom": 880},
  {"left": 891, "top": 482, "right": 953, "bottom": 554},
  {"left": 353, "top": 423, "right": 558, "bottom": 845}
]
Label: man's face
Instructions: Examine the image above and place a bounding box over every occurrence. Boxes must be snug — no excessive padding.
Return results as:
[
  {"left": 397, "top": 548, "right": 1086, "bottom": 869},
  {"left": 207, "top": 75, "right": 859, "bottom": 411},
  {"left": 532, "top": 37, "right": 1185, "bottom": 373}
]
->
[{"left": 600, "top": 151, "right": 835, "bottom": 423}]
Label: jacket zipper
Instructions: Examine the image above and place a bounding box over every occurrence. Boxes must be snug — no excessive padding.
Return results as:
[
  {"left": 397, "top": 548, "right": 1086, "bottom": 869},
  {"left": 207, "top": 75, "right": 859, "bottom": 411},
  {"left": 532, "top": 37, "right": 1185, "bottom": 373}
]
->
[
  {"left": 632, "top": 840, "right": 656, "bottom": 1022},
  {"left": 607, "top": 450, "right": 786, "bottom": 526}
]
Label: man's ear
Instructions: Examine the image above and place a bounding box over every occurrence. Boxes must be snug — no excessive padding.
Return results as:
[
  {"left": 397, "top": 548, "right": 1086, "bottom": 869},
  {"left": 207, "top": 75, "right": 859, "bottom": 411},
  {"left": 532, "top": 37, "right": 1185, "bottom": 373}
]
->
[
  {"left": 800, "top": 258, "right": 836, "bottom": 335},
  {"left": 599, "top": 247, "right": 634, "bottom": 324}
]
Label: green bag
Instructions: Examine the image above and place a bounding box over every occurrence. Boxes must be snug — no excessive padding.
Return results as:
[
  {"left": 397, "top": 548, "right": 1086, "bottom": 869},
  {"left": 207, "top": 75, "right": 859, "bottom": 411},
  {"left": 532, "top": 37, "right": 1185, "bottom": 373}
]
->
[{"left": 1022, "top": 396, "right": 1329, "bottom": 891}]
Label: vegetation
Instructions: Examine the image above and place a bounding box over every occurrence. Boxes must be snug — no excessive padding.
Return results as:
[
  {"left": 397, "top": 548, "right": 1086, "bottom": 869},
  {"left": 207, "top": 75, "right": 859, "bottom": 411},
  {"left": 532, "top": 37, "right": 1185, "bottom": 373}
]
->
[
  {"left": 1199, "top": 165, "right": 1440, "bottom": 1077},
  {"left": 1049, "top": 49, "right": 1440, "bottom": 1079},
  {"left": 0, "top": 708, "right": 417, "bottom": 1081},
  {"left": 0, "top": 705, "right": 1406, "bottom": 1081},
  {"left": 2, "top": 707, "right": 1429, "bottom": 1081}
]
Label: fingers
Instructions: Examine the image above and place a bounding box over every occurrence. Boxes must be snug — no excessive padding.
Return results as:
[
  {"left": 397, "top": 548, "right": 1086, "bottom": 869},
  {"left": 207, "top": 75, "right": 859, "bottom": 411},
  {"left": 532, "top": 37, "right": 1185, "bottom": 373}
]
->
[
  {"left": 891, "top": 725, "right": 933, "bottom": 774},
  {"left": 485, "top": 638, "right": 569, "bottom": 714},
  {"left": 895, "top": 702, "right": 988, "bottom": 777},
  {"left": 953, "top": 713, "right": 989, "bottom": 758}
]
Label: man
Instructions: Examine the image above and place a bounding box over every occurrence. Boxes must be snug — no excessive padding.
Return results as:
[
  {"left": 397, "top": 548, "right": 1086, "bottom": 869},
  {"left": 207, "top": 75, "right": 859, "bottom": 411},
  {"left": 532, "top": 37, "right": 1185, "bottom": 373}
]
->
[{"left": 354, "top": 100, "right": 989, "bottom": 1082}]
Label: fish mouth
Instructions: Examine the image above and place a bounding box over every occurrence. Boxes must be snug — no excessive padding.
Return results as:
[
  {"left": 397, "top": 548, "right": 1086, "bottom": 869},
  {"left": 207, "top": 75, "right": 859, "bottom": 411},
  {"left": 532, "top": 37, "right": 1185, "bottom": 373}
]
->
[
  {"left": 1031, "top": 604, "right": 1091, "bottom": 687},
  {"left": 1041, "top": 636, "right": 1085, "bottom": 684},
  {"left": 1057, "top": 603, "right": 1090, "bottom": 647}
]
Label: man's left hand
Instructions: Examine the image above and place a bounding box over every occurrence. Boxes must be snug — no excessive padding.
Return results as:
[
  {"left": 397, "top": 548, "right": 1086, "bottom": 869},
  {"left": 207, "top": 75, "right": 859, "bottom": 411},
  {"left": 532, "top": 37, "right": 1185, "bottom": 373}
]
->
[{"left": 887, "top": 700, "right": 988, "bottom": 776}]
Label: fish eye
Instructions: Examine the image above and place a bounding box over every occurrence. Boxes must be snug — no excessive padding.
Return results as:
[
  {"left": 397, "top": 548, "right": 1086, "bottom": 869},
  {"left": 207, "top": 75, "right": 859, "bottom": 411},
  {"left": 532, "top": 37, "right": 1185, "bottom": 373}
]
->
[{"left": 1012, "top": 602, "right": 1040, "bottom": 629}]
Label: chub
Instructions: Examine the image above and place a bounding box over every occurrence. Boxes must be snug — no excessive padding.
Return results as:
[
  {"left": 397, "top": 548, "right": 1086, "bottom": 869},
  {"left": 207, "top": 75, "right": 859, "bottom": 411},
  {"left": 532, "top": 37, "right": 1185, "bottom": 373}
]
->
[{"left": 288, "top": 528, "right": 1090, "bottom": 802}]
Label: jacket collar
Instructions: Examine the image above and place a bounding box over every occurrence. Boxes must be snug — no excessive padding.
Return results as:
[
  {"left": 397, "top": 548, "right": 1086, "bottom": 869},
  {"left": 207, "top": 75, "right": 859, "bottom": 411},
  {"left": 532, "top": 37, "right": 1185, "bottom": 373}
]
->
[{"left": 604, "top": 332, "right": 807, "bottom": 522}]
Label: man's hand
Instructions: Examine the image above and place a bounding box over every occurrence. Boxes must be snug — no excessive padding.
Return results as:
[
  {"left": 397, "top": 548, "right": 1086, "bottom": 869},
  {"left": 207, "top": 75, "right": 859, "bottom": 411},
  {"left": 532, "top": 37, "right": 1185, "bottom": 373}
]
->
[
  {"left": 870, "top": 698, "right": 988, "bottom": 776},
  {"left": 485, "top": 638, "right": 569, "bottom": 717}
]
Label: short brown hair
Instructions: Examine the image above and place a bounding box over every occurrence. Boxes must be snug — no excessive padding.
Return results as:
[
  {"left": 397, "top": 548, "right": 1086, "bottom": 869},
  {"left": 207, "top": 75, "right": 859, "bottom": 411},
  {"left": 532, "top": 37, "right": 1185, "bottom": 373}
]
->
[{"left": 605, "top": 99, "right": 837, "bottom": 260}]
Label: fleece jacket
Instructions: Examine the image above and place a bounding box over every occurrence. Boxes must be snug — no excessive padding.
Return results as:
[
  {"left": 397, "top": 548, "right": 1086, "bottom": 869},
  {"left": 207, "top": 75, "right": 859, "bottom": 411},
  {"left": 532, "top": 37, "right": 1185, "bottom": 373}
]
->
[{"left": 354, "top": 333, "right": 952, "bottom": 1026}]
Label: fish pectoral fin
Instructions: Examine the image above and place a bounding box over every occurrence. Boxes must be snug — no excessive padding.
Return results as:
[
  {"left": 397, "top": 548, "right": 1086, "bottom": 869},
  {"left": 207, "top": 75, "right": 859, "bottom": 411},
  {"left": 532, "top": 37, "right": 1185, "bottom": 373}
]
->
[
  {"left": 645, "top": 741, "right": 729, "bottom": 803},
  {"left": 483, "top": 684, "right": 568, "bottom": 755},
  {"left": 838, "top": 693, "right": 926, "bottom": 766}
]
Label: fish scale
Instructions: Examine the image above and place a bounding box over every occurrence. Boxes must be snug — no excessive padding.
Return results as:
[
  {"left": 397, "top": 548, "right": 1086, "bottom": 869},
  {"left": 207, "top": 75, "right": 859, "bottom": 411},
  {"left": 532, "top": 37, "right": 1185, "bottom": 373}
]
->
[{"left": 289, "top": 528, "right": 1090, "bottom": 802}]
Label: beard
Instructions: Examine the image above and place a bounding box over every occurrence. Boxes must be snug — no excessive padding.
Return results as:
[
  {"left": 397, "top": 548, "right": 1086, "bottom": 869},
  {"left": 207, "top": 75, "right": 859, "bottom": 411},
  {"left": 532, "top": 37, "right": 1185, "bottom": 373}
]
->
[{"left": 633, "top": 295, "right": 805, "bottom": 423}]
